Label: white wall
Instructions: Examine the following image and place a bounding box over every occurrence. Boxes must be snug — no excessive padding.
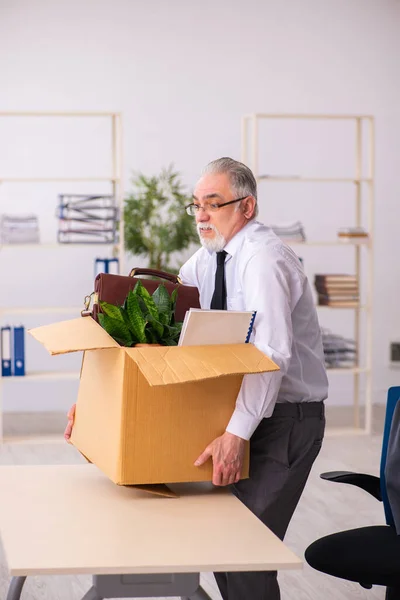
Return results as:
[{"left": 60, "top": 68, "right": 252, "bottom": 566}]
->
[{"left": 0, "top": 0, "right": 399, "bottom": 411}]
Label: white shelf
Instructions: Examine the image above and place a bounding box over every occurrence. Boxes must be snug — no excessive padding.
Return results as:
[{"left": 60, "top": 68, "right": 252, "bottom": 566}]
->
[
  {"left": 244, "top": 113, "right": 373, "bottom": 120},
  {"left": 326, "top": 367, "right": 369, "bottom": 374},
  {"left": 257, "top": 176, "right": 372, "bottom": 184},
  {"left": 1, "top": 371, "right": 80, "bottom": 381},
  {"left": 0, "top": 243, "right": 117, "bottom": 249},
  {"left": 0, "top": 306, "right": 82, "bottom": 315},
  {"left": 286, "top": 240, "right": 370, "bottom": 247},
  {"left": 0, "top": 111, "right": 120, "bottom": 117},
  {"left": 316, "top": 304, "right": 366, "bottom": 309},
  {"left": 0, "top": 176, "right": 119, "bottom": 183}
]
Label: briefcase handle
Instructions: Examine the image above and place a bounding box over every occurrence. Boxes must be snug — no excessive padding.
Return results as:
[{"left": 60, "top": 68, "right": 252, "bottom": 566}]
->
[{"left": 129, "top": 267, "right": 182, "bottom": 285}]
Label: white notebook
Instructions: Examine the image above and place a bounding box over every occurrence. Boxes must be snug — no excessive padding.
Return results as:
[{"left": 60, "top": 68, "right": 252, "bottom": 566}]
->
[{"left": 178, "top": 308, "right": 257, "bottom": 347}]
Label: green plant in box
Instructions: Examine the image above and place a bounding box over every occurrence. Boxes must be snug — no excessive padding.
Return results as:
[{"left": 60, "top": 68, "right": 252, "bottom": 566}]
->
[{"left": 98, "top": 281, "right": 183, "bottom": 347}]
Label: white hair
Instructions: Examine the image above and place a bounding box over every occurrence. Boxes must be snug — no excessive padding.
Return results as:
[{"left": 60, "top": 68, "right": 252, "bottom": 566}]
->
[{"left": 202, "top": 157, "right": 258, "bottom": 218}]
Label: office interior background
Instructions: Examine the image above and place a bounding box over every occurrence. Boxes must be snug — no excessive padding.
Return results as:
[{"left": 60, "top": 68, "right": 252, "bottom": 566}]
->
[{"left": 0, "top": 1, "right": 399, "bottom": 598}]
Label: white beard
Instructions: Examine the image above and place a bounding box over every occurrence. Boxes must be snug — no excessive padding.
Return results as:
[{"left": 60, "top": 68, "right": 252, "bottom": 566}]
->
[{"left": 197, "top": 223, "right": 226, "bottom": 252}]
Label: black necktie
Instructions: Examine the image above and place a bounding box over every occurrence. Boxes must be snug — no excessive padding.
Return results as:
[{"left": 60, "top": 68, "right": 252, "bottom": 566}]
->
[{"left": 210, "top": 251, "right": 227, "bottom": 310}]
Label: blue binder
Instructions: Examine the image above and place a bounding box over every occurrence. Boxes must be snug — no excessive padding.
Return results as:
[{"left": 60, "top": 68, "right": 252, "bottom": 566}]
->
[
  {"left": 107, "top": 258, "right": 119, "bottom": 274},
  {"left": 13, "top": 326, "right": 25, "bottom": 376},
  {"left": 1, "top": 326, "right": 12, "bottom": 376},
  {"left": 95, "top": 257, "right": 120, "bottom": 276}
]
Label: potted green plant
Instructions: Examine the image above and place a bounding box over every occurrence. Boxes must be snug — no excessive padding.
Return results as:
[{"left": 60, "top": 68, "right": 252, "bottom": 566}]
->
[
  {"left": 98, "top": 281, "right": 182, "bottom": 346},
  {"left": 124, "top": 165, "right": 198, "bottom": 271}
]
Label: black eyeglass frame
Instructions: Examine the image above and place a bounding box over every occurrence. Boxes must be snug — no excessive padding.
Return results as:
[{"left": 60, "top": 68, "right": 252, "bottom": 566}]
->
[{"left": 185, "top": 196, "right": 249, "bottom": 216}]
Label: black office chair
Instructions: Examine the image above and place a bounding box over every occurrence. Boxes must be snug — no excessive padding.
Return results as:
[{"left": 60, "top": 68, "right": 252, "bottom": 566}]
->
[{"left": 305, "top": 386, "right": 400, "bottom": 600}]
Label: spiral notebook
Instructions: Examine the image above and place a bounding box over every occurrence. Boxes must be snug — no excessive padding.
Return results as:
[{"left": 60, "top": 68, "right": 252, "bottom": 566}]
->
[{"left": 178, "top": 308, "right": 257, "bottom": 347}]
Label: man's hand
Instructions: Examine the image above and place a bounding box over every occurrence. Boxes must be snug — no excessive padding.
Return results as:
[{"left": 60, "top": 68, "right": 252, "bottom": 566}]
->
[
  {"left": 194, "top": 431, "right": 246, "bottom": 486},
  {"left": 64, "top": 403, "right": 76, "bottom": 442}
]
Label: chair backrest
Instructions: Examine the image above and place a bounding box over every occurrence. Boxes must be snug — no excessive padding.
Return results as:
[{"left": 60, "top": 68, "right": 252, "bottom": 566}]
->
[{"left": 380, "top": 386, "right": 400, "bottom": 527}]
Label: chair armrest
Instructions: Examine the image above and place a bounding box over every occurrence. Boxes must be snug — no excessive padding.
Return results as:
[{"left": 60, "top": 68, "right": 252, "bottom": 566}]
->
[{"left": 320, "top": 471, "right": 382, "bottom": 501}]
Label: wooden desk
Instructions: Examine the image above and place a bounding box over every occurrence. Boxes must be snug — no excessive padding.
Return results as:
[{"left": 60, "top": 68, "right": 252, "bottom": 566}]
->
[{"left": 0, "top": 465, "right": 301, "bottom": 600}]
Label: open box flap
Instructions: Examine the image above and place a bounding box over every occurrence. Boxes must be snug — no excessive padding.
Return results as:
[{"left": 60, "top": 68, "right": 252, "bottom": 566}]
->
[
  {"left": 29, "top": 317, "right": 120, "bottom": 355},
  {"left": 125, "top": 343, "right": 279, "bottom": 386}
]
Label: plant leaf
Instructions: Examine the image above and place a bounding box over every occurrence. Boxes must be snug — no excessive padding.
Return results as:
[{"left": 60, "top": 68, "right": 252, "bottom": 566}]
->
[
  {"left": 170, "top": 288, "right": 178, "bottom": 325},
  {"left": 144, "top": 326, "right": 160, "bottom": 344},
  {"left": 146, "top": 313, "right": 164, "bottom": 338},
  {"left": 120, "top": 307, "right": 133, "bottom": 331},
  {"left": 163, "top": 337, "right": 178, "bottom": 346},
  {"left": 162, "top": 323, "right": 182, "bottom": 345},
  {"left": 134, "top": 280, "right": 159, "bottom": 321},
  {"left": 171, "top": 287, "right": 178, "bottom": 307},
  {"left": 152, "top": 284, "right": 171, "bottom": 325},
  {"left": 126, "top": 290, "right": 147, "bottom": 343},
  {"left": 100, "top": 301, "right": 124, "bottom": 322},
  {"left": 136, "top": 295, "right": 149, "bottom": 317},
  {"left": 98, "top": 314, "right": 133, "bottom": 346}
]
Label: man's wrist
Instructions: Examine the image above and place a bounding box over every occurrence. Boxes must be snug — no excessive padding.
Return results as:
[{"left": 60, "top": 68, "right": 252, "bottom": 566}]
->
[
  {"left": 226, "top": 409, "right": 262, "bottom": 440},
  {"left": 223, "top": 430, "right": 246, "bottom": 442}
]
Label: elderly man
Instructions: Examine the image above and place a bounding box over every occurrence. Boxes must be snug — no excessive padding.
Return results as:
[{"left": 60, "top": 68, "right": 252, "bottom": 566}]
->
[
  {"left": 179, "top": 157, "right": 328, "bottom": 600},
  {"left": 65, "top": 157, "right": 328, "bottom": 600}
]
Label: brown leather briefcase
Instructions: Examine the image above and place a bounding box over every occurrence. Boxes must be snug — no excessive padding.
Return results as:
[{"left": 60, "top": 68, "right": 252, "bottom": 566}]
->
[{"left": 83, "top": 267, "right": 200, "bottom": 323}]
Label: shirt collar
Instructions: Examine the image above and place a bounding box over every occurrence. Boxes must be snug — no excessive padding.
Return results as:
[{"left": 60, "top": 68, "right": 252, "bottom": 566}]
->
[
  {"left": 204, "top": 220, "right": 258, "bottom": 259},
  {"left": 223, "top": 220, "right": 257, "bottom": 259}
]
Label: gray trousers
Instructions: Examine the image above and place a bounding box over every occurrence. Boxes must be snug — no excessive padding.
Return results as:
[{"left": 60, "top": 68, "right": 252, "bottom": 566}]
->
[{"left": 214, "top": 401, "right": 325, "bottom": 600}]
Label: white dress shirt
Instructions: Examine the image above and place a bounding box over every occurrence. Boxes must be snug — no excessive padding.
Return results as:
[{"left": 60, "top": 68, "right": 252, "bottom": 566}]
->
[{"left": 179, "top": 220, "right": 328, "bottom": 441}]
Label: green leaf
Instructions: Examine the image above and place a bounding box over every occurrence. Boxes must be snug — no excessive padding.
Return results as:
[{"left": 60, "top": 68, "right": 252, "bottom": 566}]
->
[
  {"left": 146, "top": 313, "right": 164, "bottom": 338},
  {"left": 163, "top": 337, "right": 178, "bottom": 346},
  {"left": 126, "top": 290, "right": 147, "bottom": 343},
  {"left": 161, "top": 323, "right": 182, "bottom": 345},
  {"left": 134, "top": 280, "right": 159, "bottom": 321},
  {"left": 120, "top": 307, "right": 133, "bottom": 331},
  {"left": 98, "top": 314, "right": 133, "bottom": 346},
  {"left": 152, "top": 285, "right": 171, "bottom": 325},
  {"left": 170, "top": 288, "right": 178, "bottom": 325},
  {"left": 100, "top": 301, "right": 124, "bottom": 322},
  {"left": 115, "top": 336, "right": 135, "bottom": 347},
  {"left": 136, "top": 295, "right": 149, "bottom": 317},
  {"left": 144, "top": 327, "right": 160, "bottom": 344},
  {"left": 171, "top": 288, "right": 178, "bottom": 307}
]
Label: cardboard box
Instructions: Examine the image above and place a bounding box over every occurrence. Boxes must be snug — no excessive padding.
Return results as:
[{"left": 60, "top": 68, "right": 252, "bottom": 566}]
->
[{"left": 30, "top": 317, "right": 279, "bottom": 486}]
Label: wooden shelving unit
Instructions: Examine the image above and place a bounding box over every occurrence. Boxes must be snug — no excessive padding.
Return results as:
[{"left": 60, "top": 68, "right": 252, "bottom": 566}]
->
[
  {"left": 0, "top": 111, "right": 124, "bottom": 441},
  {"left": 241, "top": 113, "right": 374, "bottom": 434}
]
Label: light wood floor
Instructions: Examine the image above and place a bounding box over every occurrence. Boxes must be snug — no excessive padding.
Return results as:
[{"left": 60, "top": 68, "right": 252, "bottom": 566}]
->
[{"left": 0, "top": 408, "right": 388, "bottom": 600}]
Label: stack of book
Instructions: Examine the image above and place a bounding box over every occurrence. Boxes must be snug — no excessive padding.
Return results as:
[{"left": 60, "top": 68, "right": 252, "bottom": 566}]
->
[
  {"left": 0, "top": 214, "right": 40, "bottom": 244},
  {"left": 314, "top": 274, "right": 359, "bottom": 307},
  {"left": 269, "top": 220, "right": 306, "bottom": 243},
  {"left": 321, "top": 328, "right": 357, "bottom": 369},
  {"left": 337, "top": 227, "right": 369, "bottom": 243}
]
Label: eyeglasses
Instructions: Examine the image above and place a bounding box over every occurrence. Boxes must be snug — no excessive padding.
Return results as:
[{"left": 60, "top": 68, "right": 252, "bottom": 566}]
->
[{"left": 185, "top": 196, "right": 248, "bottom": 216}]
